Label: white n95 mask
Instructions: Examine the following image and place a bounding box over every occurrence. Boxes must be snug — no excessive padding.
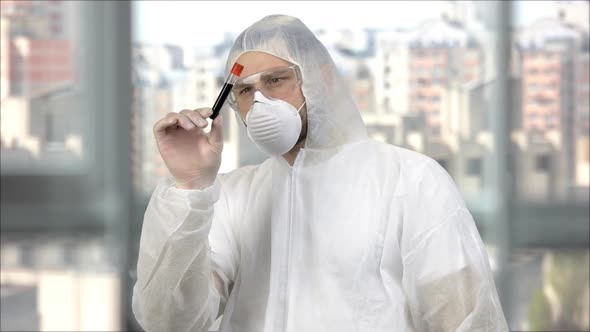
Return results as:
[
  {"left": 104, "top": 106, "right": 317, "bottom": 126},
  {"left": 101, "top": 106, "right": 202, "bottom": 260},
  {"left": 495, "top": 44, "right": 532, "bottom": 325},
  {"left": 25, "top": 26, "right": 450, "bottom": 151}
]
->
[{"left": 245, "top": 91, "right": 305, "bottom": 156}]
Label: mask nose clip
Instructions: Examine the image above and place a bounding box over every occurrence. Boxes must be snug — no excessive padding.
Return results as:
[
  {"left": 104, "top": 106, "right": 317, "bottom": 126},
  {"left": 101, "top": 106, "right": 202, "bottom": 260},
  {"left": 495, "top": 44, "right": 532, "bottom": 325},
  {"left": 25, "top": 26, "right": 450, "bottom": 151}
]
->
[{"left": 253, "top": 90, "right": 270, "bottom": 104}]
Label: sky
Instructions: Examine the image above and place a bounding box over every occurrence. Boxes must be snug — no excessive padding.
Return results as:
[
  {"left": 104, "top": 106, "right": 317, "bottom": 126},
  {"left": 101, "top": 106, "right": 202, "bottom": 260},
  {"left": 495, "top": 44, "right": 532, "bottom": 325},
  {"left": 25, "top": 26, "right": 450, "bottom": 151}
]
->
[{"left": 132, "top": 1, "right": 560, "bottom": 49}]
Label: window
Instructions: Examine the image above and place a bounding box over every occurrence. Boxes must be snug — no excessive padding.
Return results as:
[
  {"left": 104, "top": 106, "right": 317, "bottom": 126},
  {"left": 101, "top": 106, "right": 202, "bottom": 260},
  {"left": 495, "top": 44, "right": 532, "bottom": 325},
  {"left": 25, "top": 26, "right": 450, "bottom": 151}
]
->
[
  {"left": 433, "top": 67, "right": 443, "bottom": 78},
  {"left": 417, "top": 78, "right": 428, "bottom": 85},
  {"left": 431, "top": 126, "right": 441, "bottom": 136},
  {"left": 535, "top": 154, "right": 551, "bottom": 171},
  {"left": 1, "top": 2, "right": 132, "bottom": 331},
  {"left": 466, "top": 157, "right": 482, "bottom": 176}
]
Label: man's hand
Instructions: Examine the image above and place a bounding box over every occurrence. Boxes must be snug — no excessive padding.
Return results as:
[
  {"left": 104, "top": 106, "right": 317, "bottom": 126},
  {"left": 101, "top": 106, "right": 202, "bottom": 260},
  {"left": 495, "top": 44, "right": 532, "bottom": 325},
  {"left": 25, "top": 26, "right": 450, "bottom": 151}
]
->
[{"left": 153, "top": 108, "right": 223, "bottom": 190}]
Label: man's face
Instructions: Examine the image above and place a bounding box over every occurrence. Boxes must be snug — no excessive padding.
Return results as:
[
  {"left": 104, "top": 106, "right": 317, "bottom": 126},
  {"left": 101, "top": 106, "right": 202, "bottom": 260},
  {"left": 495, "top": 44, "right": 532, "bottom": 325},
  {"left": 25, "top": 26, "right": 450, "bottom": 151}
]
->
[{"left": 233, "top": 51, "right": 307, "bottom": 127}]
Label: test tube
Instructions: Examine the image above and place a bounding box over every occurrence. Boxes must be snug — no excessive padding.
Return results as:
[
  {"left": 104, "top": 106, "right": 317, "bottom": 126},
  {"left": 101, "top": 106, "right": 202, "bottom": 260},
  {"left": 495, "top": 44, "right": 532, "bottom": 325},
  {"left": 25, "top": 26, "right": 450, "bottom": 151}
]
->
[{"left": 210, "top": 62, "right": 244, "bottom": 120}]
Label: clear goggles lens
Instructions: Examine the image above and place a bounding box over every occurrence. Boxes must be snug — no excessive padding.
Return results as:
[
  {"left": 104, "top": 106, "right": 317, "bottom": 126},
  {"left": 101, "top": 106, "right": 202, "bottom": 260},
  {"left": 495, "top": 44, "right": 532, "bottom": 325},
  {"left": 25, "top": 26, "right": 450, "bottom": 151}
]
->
[{"left": 229, "top": 65, "right": 301, "bottom": 110}]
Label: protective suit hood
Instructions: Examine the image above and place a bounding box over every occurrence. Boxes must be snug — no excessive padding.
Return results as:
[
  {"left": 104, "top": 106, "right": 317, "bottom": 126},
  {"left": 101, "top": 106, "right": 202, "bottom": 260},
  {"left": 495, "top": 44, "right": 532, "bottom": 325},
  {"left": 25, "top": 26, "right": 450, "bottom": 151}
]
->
[{"left": 225, "top": 15, "right": 368, "bottom": 151}]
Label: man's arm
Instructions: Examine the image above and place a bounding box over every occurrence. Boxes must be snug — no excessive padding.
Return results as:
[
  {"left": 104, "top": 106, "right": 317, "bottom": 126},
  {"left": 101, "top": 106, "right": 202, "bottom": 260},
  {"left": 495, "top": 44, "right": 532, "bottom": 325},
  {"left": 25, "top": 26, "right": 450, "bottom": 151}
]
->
[
  {"left": 132, "top": 177, "right": 234, "bottom": 332},
  {"left": 403, "top": 209, "right": 508, "bottom": 332},
  {"left": 400, "top": 159, "right": 508, "bottom": 331},
  {"left": 415, "top": 260, "right": 478, "bottom": 331}
]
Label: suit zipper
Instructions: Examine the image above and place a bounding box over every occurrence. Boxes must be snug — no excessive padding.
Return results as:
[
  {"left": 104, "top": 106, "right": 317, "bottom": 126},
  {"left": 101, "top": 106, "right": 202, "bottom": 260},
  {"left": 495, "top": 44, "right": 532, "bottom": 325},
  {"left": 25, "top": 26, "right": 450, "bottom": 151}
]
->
[{"left": 282, "top": 149, "right": 304, "bottom": 331}]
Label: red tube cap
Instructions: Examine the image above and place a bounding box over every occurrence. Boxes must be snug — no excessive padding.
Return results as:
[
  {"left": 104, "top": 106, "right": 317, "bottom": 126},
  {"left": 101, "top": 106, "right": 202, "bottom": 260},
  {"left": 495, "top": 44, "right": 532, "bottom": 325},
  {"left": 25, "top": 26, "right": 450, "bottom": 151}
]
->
[{"left": 231, "top": 63, "right": 244, "bottom": 76}]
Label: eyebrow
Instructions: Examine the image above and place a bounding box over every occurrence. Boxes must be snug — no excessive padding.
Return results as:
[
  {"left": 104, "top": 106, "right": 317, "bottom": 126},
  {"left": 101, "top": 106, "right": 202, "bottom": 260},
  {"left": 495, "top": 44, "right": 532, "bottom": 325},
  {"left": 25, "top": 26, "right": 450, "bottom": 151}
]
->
[
  {"left": 233, "top": 82, "right": 254, "bottom": 90},
  {"left": 238, "top": 67, "right": 293, "bottom": 84},
  {"left": 262, "top": 69, "right": 291, "bottom": 78}
]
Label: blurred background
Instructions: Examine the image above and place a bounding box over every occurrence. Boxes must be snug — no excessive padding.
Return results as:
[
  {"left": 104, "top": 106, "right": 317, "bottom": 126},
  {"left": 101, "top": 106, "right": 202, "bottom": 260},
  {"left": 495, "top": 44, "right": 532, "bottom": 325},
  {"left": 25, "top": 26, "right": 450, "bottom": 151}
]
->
[{"left": 0, "top": 1, "right": 588, "bottom": 331}]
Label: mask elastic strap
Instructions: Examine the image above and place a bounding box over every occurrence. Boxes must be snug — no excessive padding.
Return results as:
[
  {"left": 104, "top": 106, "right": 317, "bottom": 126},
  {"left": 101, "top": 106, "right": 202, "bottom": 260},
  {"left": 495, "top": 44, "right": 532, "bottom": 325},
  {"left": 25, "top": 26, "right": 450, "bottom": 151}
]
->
[
  {"left": 297, "top": 100, "right": 306, "bottom": 113},
  {"left": 238, "top": 111, "right": 247, "bottom": 127}
]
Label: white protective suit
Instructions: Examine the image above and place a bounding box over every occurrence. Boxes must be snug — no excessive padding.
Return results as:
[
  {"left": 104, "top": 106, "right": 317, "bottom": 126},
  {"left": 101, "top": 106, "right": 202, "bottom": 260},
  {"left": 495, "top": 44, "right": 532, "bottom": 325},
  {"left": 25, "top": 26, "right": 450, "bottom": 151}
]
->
[{"left": 132, "top": 15, "right": 509, "bottom": 332}]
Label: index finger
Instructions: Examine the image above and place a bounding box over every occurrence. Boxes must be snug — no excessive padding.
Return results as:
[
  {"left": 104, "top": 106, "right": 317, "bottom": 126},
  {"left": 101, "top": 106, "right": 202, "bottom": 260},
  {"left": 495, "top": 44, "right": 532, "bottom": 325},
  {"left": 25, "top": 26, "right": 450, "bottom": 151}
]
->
[
  {"left": 194, "top": 107, "right": 213, "bottom": 118},
  {"left": 153, "top": 114, "right": 179, "bottom": 134}
]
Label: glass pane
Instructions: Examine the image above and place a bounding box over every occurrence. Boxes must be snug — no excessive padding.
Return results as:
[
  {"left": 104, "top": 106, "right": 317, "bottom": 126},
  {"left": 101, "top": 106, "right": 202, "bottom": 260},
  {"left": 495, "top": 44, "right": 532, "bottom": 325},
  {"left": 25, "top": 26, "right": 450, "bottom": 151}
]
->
[
  {"left": 508, "top": 1, "right": 590, "bottom": 330},
  {"left": 512, "top": 0, "right": 590, "bottom": 203},
  {"left": 1, "top": 2, "right": 131, "bottom": 331},
  {"left": 1, "top": 233, "right": 121, "bottom": 331},
  {"left": 506, "top": 249, "right": 589, "bottom": 330},
  {"left": 1, "top": 0, "right": 86, "bottom": 175}
]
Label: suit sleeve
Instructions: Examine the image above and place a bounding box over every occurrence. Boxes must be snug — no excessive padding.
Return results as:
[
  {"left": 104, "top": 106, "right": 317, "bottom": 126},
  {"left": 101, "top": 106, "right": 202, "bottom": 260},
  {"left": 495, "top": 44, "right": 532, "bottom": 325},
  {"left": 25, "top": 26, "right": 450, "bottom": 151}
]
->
[
  {"left": 132, "top": 176, "right": 239, "bottom": 332},
  {"left": 400, "top": 159, "right": 509, "bottom": 332}
]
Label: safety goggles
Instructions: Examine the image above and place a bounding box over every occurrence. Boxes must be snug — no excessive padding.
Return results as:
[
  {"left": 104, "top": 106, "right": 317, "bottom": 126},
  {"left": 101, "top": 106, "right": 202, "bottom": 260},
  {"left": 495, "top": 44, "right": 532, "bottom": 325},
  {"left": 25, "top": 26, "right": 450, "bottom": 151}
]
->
[{"left": 228, "top": 65, "right": 302, "bottom": 112}]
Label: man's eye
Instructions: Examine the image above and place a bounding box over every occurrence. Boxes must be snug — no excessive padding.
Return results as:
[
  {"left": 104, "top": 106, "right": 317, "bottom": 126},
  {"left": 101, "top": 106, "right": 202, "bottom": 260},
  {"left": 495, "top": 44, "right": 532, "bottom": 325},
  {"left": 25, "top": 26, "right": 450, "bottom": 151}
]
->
[
  {"left": 267, "top": 77, "right": 284, "bottom": 86},
  {"left": 239, "top": 87, "right": 252, "bottom": 95}
]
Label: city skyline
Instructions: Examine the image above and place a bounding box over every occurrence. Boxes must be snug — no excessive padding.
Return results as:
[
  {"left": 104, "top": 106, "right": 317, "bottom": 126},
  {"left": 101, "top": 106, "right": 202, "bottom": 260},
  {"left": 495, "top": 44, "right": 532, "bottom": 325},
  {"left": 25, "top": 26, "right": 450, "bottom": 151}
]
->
[{"left": 1, "top": 0, "right": 588, "bottom": 202}]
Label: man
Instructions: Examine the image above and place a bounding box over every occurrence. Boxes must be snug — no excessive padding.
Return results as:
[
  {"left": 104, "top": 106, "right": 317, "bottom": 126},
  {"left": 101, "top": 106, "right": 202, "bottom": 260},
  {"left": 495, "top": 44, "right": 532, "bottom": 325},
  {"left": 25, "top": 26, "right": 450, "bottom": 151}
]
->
[{"left": 132, "top": 15, "right": 509, "bottom": 332}]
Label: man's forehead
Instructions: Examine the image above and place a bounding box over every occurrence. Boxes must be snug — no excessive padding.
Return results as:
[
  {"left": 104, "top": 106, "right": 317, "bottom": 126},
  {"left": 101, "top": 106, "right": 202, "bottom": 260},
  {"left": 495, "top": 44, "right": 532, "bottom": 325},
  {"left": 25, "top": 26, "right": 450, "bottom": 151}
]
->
[{"left": 235, "top": 51, "right": 292, "bottom": 77}]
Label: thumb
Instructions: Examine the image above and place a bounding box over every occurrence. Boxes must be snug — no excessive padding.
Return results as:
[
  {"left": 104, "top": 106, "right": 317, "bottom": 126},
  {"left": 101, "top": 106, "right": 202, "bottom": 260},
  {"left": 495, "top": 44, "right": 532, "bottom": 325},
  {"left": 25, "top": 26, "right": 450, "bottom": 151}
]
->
[{"left": 209, "top": 113, "right": 224, "bottom": 147}]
